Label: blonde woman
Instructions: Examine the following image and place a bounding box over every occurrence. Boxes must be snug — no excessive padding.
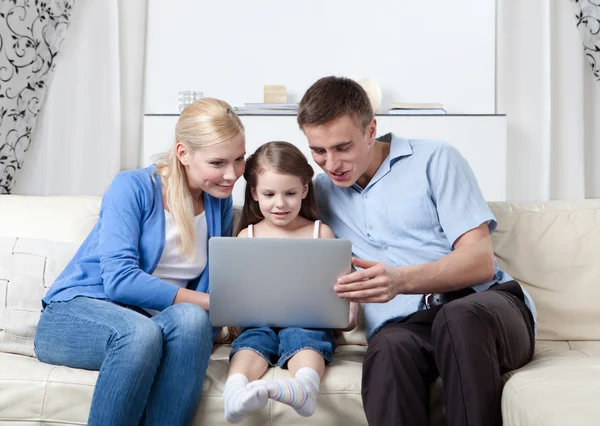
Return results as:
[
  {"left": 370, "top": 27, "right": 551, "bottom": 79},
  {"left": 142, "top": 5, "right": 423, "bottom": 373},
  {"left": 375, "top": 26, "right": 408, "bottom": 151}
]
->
[{"left": 34, "top": 98, "right": 246, "bottom": 426}]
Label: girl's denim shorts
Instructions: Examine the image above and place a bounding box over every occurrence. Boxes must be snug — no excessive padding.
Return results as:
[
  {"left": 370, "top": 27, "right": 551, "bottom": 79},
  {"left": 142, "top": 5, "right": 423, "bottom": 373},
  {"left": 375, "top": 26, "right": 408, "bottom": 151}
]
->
[{"left": 230, "top": 326, "right": 336, "bottom": 368}]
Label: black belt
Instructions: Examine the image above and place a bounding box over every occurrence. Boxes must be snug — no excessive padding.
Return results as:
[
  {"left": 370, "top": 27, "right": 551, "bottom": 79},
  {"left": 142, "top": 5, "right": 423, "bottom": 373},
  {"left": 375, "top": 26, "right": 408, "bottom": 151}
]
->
[{"left": 423, "top": 288, "right": 475, "bottom": 309}]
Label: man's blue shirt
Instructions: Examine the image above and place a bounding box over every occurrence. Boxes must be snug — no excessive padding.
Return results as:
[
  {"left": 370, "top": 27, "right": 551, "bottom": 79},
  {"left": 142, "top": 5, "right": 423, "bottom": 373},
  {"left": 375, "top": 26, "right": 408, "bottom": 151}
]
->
[{"left": 314, "top": 133, "right": 536, "bottom": 341}]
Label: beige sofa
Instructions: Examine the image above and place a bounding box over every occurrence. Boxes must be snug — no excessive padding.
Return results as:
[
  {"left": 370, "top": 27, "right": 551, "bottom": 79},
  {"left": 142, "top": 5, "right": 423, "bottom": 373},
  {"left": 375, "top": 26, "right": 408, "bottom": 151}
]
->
[{"left": 0, "top": 195, "right": 599, "bottom": 426}]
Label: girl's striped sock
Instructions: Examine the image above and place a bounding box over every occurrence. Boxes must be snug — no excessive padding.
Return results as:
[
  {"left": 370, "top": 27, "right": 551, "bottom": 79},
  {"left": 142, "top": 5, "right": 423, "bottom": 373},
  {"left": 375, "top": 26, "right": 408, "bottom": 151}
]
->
[{"left": 265, "top": 367, "right": 321, "bottom": 417}]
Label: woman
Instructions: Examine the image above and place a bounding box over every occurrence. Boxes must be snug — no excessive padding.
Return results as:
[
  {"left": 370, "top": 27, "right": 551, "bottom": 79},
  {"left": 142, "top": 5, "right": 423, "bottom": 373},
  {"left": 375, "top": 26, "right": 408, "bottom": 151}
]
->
[{"left": 34, "top": 98, "right": 246, "bottom": 426}]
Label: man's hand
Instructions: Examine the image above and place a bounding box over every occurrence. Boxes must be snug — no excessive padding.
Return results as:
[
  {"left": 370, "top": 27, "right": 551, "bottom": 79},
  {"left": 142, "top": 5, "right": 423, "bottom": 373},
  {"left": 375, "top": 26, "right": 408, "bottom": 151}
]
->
[
  {"left": 333, "top": 223, "right": 495, "bottom": 303},
  {"left": 334, "top": 258, "right": 406, "bottom": 303}
]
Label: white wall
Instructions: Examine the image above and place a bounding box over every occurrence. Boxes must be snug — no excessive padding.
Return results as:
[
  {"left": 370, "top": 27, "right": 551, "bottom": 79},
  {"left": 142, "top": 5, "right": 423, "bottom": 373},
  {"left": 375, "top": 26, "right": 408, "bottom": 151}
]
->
[{"left": 145, "top": 0, "right": 496, "bottom": 114}]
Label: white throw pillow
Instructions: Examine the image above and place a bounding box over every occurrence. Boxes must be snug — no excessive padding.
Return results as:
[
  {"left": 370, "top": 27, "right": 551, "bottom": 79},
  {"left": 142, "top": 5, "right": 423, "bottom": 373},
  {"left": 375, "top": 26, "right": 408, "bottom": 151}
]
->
[{"left": 0, "top": 237, "right": 79, "bottom": 357}]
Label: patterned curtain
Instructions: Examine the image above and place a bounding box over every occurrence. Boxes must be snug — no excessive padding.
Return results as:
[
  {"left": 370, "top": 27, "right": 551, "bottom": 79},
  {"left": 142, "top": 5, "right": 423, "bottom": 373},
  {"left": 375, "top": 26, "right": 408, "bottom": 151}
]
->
[
  {"left": 572, "top": 0, "right": 600, "bottom": 81},
  {"left": 0, "top": 0, "right": 74, "bottom": 194}
]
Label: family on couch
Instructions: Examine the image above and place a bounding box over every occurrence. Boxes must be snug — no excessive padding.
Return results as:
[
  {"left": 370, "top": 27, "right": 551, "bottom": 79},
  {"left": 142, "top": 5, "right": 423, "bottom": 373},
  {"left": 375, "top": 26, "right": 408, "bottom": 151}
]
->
[{"left": 32, "top": 76, "right": 537, "bottom": 426}]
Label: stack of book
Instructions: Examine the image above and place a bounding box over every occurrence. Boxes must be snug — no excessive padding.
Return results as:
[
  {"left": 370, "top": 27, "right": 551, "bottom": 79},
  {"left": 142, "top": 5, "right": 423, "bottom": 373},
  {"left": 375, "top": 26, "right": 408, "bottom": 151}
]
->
[
  {"left": 234, "top": 103, "right": 298, "bottom": 115},
  {"left": 387, "top": 103, "right": 446, "bottom": 115}
]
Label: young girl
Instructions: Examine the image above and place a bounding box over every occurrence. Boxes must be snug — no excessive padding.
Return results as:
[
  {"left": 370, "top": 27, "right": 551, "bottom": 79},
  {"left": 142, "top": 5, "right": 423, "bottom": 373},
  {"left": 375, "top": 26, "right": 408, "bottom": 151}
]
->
[
  {"left": 34, "top": 98, "right": 246, "bottom": 426},
  {"left": 222, "top": 141, "right": 357, "bottom": 423}
]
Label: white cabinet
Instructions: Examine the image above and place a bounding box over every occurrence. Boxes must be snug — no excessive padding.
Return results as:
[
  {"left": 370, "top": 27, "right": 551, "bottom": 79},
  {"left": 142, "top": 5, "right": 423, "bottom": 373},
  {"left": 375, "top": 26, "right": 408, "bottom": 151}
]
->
[{"left": 143, "top": 115, "right": 507, "bottom": 204}]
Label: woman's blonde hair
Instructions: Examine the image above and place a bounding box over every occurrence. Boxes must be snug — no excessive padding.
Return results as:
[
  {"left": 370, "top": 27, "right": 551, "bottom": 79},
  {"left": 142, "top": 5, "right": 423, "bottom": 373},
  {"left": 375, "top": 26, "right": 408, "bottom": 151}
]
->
[{"left": 154, "top": 98, "right": 244, "bottom": 259}]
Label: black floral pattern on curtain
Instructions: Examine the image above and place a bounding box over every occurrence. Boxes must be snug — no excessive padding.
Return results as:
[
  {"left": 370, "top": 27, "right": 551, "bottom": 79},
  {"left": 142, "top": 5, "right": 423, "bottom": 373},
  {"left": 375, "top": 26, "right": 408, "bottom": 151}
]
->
[
  {"left": 572, "top": 0, "right": 600, "bottom": 81},
  {"left": 0, "top": 0, "right": 74, "bottom": 194}
]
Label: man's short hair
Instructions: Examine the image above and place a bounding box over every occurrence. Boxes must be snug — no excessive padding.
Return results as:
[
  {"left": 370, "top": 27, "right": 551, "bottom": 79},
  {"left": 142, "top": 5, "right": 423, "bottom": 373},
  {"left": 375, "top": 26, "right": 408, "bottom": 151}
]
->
[{"left": 297, "top": 76, "right": 374, "bottom": 133}]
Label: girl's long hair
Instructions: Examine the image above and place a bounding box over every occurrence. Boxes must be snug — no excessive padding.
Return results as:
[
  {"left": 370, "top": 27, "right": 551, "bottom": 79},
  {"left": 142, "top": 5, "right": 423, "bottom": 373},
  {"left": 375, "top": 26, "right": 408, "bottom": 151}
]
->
[
  {"left": 226, "top": 142, "right": 318, "bottom": 343},
  {"left": 154, "top": 98, "right": 244, "bottom": 259},
  {"left": 234, "top": 141, "right": 319, "bottom": 236}
]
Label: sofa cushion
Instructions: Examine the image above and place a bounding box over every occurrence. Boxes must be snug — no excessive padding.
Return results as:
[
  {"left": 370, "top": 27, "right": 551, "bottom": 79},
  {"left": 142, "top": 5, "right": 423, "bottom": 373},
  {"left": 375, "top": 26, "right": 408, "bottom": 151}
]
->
[
  {"left": 0, "top": 351, "right": 95, "bottom": 425},
  {"left": 0, "top": 344, "right": 369, "bottom": 426},
  {"left": 489, "top": 200, "right": 600, "bottom": 341},
  {"left": 0, "top": 237, "right": 79, "bottom": 357},
  {"left": 502, "top": 341, "right": 600, "bottom": 426},
  {"left": 0, "top": 342, "right": 448, "bottom": 426},
  {"left": 0, "top": 196, "right": 100, "bottom": 358},
  {"left": 194, "top": 344, "right": 369, "bottom": 425},
  {"left": 0, "top": 195, "right": 100, "bottom": 242},
  {"left": 4, "top": 340, "right": 598, "bottom": 426}
]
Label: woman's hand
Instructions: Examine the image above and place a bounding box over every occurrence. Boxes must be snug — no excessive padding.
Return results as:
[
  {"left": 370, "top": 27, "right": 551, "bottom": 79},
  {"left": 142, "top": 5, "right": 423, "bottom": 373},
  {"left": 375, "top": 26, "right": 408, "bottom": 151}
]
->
[{"left": 173, "top": 288, "right": 210, "bottom": 311}]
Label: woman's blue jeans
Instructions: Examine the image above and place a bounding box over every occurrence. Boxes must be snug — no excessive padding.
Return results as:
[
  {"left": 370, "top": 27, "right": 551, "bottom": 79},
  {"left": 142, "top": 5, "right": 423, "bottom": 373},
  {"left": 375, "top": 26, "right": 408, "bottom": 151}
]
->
[{"left": 34, "top": 297, "right": 213, "bottom": 426}]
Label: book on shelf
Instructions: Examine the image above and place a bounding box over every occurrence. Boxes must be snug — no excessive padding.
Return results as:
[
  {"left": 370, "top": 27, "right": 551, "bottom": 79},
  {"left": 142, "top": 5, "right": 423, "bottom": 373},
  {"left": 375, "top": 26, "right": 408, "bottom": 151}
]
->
[
  {"left": 242, "top": 103, "right": 298, "bottom": 110},
  {"left": 233, "top": 108, "right": 297, "bottom": 115},
  {"left": 234, "top": 102, "right": 299, "bottom": 115},
  {"left": 387, "top": 102, "right": 446, "bottom": 115},
  {"left": 387, "top": 108, "right": 446, "bottom": 115},
  {"left": 389, "top": 102, "right": 444, "bottom": 110}
]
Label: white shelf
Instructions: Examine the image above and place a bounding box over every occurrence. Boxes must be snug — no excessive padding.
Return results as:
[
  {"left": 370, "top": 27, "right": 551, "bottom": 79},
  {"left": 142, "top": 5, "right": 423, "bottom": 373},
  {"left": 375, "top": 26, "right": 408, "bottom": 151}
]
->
[{"left": 143, "top": 115, "right": 507, "bottom": 204}]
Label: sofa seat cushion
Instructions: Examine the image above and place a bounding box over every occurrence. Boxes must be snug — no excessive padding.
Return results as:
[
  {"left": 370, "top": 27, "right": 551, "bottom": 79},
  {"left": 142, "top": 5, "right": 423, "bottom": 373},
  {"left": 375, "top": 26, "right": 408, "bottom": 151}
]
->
[
  {"left": 194, "top": 344, "right": 369, "bottom": 425},
  {"left": 502, "top": 340, "right": 600, "bottom": 426},
  {"left": 4, "top": 339, "right": 598, "bottom": 426},
  {"left": 0, "top": 345, "right": 369, "bottom": 426},
  {"left": 0, "top": 352, "right": 95, "bottom": 425}
]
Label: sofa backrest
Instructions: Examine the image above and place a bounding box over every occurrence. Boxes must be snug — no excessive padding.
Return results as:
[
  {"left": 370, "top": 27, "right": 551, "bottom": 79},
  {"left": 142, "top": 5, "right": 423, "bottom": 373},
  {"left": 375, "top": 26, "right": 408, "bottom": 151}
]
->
[
  {"left": 489, "top": 200, "right": 600, "bottom": 342},
  {"left": 0, "top": 196, "right": 101, "bottom": 356},
  {"left": 1, "top": 195, "right": 598, "bottom": 356},
  {"left": 0, "top": 195, "right": 101, "bottom": 242}
]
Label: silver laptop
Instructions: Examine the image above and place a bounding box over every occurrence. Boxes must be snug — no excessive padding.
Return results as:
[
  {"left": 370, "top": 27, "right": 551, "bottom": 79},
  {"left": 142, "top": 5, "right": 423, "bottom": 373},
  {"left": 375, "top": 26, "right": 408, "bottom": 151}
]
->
[{"left": 208, "top": 237, "right": 352, "bottom": 329}]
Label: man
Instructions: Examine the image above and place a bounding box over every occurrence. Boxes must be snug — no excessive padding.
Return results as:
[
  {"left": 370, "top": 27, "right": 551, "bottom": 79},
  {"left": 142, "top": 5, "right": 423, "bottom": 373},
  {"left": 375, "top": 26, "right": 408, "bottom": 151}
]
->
[{"left": 297, "top": 76, "right": 536, "bottom": 426}]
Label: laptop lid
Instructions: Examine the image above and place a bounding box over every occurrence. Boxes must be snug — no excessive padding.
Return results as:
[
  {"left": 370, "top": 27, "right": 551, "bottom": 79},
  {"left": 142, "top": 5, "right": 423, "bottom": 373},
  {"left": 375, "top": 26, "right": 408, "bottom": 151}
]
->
[{"left": 208, "top": 237, "right": 352, "bottom": 329}]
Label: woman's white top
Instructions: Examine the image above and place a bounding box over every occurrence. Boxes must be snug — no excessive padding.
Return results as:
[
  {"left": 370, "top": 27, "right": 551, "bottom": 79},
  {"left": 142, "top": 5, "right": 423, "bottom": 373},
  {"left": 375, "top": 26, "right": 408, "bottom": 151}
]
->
[
  {"left": 248, "top": 220, "right": 321, "bottom": 238},
  {"left": 146, "top": 210, "right": 208, "bottom": 316}
]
